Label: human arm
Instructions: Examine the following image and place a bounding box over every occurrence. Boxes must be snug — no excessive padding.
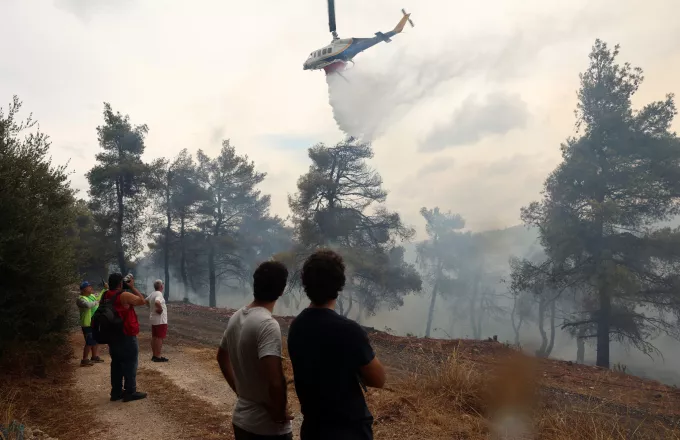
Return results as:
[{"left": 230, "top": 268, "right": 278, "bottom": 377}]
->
[
  {"left": 217, "top": 343, "right": 238, "bottom": 395},
  {"left": 155, "top": 298, "right": 163, "bottom": 315},
  {"left": 76, "top": 296, "right": 98, "bottom": 309},
  {"left": 258, "top": 320, "right": 292, "bottom": 423},
  {"left": 260, "top": 355, "right": 290, "bottom": 423},
  {"left": 359, "top": 357, "right": 386, "bottom": 388},
  {"left": 119, "top": 278, "right": 147, "bottom": 307},
  {"left": 350, "top": 323, "right": 386, "bottom": 389}
]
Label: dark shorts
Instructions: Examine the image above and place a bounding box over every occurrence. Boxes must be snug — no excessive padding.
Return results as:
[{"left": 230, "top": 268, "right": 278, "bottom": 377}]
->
[
  {"left": 82, "top": 326, "right": 97, "bottom": 346},
  {"left": 233, "top": 424, "right": 292, "bottom": 440},
  {"left": 152, "top": 324, "right": 168, "bottom": 339}
]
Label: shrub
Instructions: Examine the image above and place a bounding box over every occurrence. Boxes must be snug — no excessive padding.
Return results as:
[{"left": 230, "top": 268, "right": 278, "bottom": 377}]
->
[{"left": 0, "top": 96, "right": 77, "bottom": 365}]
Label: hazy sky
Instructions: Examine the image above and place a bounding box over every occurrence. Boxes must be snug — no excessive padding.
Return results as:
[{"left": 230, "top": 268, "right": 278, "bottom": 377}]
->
[{"left": 2, "top": 0, "right": 679, "bottom": 237}]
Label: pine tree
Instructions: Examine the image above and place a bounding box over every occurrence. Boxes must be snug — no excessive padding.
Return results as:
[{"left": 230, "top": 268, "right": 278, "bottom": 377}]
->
[{"left": 521, "top": 40, "right": 680, "bottom": 367}]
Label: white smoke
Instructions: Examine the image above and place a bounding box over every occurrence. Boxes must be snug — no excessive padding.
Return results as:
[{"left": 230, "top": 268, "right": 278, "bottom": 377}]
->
[
  {"left": 324, "top": 14, "right": 595, "bottom": 141},
  {"left": 325, "top": 53, "right": 471, "bottom": 140}
]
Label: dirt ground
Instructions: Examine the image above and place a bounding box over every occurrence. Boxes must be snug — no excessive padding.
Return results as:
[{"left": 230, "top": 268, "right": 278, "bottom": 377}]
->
[{"left": 28, "top": 302, "right": 680, "bottom": 439}]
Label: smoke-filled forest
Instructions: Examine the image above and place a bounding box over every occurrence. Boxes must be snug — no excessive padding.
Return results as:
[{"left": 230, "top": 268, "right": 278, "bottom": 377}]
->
[{"left": 3, "top": 38, "right": 680, "bottom": 397}]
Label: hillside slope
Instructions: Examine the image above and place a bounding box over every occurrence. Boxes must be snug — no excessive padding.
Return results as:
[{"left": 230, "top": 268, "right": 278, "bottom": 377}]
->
[
  {"left": 17, "top": 302, "right": 678, "bottom": 440},
  {"left": 167, "top": 303, "right": 680, "bottom": 439}
]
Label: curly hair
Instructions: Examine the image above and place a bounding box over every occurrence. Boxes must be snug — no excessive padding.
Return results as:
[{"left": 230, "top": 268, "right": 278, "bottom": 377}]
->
[
  {"left": 253, "top": 260, "right": 289, "bottom": 302},
  {"left": 301, "top": 249, "right": 346, "bottom": 306}
]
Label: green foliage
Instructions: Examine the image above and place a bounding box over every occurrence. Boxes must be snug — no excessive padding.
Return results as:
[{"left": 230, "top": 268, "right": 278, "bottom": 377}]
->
[
  {"left": 87, "top": 103, "right": 152, "bottom": 274},
  {"left": 197, "top": 140, "right": 273, "bottom": 306},
  {"left": 0, "top": 96, "right": 77, "bottom": 360},
  {"left": 520, "top": 39, "right": 680, "bottom": 367},
  {"left": 289, "top": 137, "right": 421, "bottom": 316},
  {"left": 71, "top": 199, "right": 114, "bottom": 282}
]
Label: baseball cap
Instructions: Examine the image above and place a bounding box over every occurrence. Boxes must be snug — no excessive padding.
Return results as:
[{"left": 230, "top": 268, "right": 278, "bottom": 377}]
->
[{"left": 80, "top": 281, "right": 91, "bottom": 290}]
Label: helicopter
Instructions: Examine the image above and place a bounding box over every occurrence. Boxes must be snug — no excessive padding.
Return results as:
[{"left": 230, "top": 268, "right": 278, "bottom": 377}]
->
[{"left": 303, "top": 0, "right": 414, "bottom": 76}]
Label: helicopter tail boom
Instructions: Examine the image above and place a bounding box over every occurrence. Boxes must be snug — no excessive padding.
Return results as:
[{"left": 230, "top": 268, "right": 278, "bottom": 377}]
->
[
  {"left": 393, "top": 10, "right": 413, "bottom": 34},
  {"left": 375, "top": 31, "right": 392, "bottom": 43}
]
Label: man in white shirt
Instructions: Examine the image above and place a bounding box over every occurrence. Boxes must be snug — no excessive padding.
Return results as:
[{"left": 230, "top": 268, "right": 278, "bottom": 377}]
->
[
  {"left": 147, "top": 279, "right": 168, "bottom": 362},
  {"left": 217, "top": 261, "right": 293, "bottom": 440}
]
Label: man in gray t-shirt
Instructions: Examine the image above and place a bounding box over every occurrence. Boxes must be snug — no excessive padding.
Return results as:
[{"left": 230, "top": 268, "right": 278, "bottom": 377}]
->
[{"left": 217, "top": 261, "right": 293, "bottom": 439}]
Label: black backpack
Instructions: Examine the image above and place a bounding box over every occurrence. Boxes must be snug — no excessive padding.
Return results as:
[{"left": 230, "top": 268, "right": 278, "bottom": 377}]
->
[{"left": 92, "top": 291, "right": 124, "bottom": 344}]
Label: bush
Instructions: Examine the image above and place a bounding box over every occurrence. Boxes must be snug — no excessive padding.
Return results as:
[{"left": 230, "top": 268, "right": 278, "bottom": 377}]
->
[{"left": 0, "top": 96, "right": 77, "bottom": 365}]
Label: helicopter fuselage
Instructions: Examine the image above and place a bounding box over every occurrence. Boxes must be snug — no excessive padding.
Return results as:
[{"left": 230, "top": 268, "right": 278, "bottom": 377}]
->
[{"left": 303, "top": 32, "right": 395, "bottom": 73}]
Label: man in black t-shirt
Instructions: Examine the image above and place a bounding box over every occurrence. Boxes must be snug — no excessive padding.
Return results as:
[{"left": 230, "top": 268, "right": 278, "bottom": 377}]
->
[{"left": 288, "top": 250, "right": 386, "bottom": 440}]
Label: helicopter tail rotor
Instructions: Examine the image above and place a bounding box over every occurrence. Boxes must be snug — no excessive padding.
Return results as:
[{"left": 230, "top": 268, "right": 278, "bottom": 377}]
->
[{"left": 401, "top": 8, "right": 415, "bottom": 28}]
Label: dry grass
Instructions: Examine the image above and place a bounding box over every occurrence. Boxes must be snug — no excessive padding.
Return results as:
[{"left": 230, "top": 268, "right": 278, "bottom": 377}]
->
[
  {"left": 136, "top": 367, "right": 234, "bottom": 440},
  {"left": 0, "top": 346, "right": 95, "bottom": 440},
  {"left": 365, "top": 350, "right": 680, "bottom": 440}
]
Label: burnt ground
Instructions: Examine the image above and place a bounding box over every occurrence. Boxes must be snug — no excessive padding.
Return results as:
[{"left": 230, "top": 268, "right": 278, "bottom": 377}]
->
[
  {"left": 21, "top": 300, "right": 675, "bottom": 440},
  {"left": 166, "top": 302, "right": 680, "bottom": 429}
]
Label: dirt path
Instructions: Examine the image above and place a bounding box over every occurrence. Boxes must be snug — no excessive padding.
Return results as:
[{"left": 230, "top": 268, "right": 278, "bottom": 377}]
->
[
  {"left": 72, "top": 344, "right": 179, "bottom": 440},
  {"left": 72, "top": 330, "right": 237, "bottom": 439},
  {"left": 137, "top": 338, "right": 237, "bottom": 413}
]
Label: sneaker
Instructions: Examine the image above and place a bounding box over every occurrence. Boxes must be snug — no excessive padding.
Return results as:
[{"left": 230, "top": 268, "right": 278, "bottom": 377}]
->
[
  {"left": 110, "top": 394, "right": 123, "bottom": 402},
  {"left": 160, "top": 357, "right": 169, "bottom": 362},
  {"left": 123, "top": 391, "right": 147, "bottom": 402},
  {"left": 80, "top": 359, "right": 94, "bottom": 367},
  {"left": 90, "top": 356, "right": 105, "bottom": 363},
  {"left": 151, "top": 356, "right": 162, "bottom": 362}
]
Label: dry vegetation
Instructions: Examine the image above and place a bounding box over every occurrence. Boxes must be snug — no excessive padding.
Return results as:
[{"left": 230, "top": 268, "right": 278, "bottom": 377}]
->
[
  {"left": 4, "top": 302, "right": 680, "bottom": 440},
  {"left": 0, "top": 340, "right": 98, "bottom": 440},
  {"left": 171, "top": 302, "right": 680, "bottom": 440},
  {"left": 365, "top": 350, "right": 680, "bottom": 440}
]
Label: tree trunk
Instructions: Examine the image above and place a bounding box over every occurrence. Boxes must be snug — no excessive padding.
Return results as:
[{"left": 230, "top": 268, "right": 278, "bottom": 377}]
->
[
  {"left": 536, "top": 296, "right": 548, "bottom": 357},
  {"left": 576, "top": 327, "right": 586, "bottom": 364},
  {"left": 336, "top": 296, "right": 344, "bottom": 316},
  {"left": 511, "top": 296, "right": 523, "bottom": 346},
  {"left": 164, "top": 181, "right": 171, "bottom": 302},
  {"left": 180, "top": 215, "right": 188, "bottom": 301},
  {"left": 208, "top": 240, "right": 216, "bottom": 307},
  {"left": 545, "top": 295, "right": 557, "bottom": 357},
  {"left": 354, "top": 297, "right": 365, "bottom": 324},
  {"left": 115, "top": 177, "right": 127, "bottom": 275},
  {"left": 470, "top": 298, "right": 483, "bottom": 339},
  {"left": 344, "top": 293, "right": 353, "bottom": 318},
  {"left": 596, "top": 287, "right": 611, "bottom": 368},
  {"left": 470, "top": 278, "right": 483, "bottom": 339},
  {"left": 425, "top": 276, "right": 439, "bottom": 338}
]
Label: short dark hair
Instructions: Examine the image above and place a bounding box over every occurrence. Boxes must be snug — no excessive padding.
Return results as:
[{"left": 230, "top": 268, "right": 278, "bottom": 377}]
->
[
  {"left": 253, "top": 261, "right": 289, "bottom": 302},
  {"left": 301, "top": 249, "right": 346, "bottom": 306},
  {"left": 108, "top": 272, "right": 123, "bottom": 290}
]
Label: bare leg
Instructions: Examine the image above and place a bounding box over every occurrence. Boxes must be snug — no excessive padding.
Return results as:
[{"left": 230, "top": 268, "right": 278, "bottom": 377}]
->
[
  {"left": 92, "top": 344, "right": 100, "bottom": 359},
  {"left": 82, "top": 344, "right": 90, "bottom": 360},
  {"left": 158, "top": 338, "right": 163, "bottom": 357},
  {"left": 151, "top": 337, "right": 160, "bottom": 357}
]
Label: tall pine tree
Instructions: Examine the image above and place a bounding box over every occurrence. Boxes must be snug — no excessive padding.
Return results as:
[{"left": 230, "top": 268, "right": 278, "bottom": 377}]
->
[
  {"left": 522, "top": 40, "right": 680, "bottom": 367},
  {"left": 87, "top": 104, "right": 151, "bottom": 275}
]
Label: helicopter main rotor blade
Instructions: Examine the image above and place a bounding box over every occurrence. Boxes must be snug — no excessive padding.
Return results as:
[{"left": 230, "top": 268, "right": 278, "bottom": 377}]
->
[{"left": 328, "top": 0, "right": 338, "bottom": 37}]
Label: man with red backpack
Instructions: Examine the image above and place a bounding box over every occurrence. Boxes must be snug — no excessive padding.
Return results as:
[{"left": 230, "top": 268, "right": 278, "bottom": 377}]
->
[{"left": 101, "top": 272, "right": 148, "bottom": 402}]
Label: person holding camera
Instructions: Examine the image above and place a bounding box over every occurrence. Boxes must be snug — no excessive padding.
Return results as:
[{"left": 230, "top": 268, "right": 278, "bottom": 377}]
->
[
  {"left": 102, "top": 272, "right": 148, "bottom": 402},
  {"left": 76, "top": 281, "right": 107, "bottom": 367}
]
